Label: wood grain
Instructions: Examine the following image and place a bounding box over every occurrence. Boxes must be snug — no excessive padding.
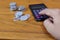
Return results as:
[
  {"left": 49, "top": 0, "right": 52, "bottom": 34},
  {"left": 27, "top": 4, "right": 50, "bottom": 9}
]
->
[{"left": 0, "top": 0, "right": 60, "bottom": 40}]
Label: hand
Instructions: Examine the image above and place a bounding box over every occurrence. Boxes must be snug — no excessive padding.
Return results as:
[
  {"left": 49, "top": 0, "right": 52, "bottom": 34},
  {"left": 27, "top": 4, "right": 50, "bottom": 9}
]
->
[{"left": 39, "top": 9, "right": 60, "bottom": 40}]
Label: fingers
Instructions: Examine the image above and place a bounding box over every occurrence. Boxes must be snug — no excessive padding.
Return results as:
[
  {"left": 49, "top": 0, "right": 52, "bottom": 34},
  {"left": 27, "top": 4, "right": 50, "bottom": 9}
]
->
[
  {"left": 43, "top": 18, "right": 54, "bottom": 33},
  {"left": 39, "top": 9, "right": 60, "bottom": 18}
]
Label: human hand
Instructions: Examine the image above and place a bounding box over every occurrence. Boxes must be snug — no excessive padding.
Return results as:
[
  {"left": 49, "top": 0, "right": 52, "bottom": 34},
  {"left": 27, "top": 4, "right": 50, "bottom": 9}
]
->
[{"left": 39, "top": 9, "right": 60, "bottom": 40}]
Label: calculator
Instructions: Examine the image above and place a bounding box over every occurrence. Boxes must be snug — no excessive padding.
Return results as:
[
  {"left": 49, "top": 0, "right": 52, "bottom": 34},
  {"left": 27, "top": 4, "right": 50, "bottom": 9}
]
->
[{"left": 29, "top": 4, "right": 49, "bottom": 21}]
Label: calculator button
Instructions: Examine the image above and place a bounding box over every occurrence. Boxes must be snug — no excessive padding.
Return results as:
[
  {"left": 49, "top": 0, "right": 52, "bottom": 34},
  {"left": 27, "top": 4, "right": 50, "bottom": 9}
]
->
[
  {"left": 36, "top": 10, "right": 40, "bottom": 13},
  {"left": 40, "top": 16, "right": 44, "bottom": 18},
  {"left": 33, "top": 10, "right": 39, "bottom": 18}
]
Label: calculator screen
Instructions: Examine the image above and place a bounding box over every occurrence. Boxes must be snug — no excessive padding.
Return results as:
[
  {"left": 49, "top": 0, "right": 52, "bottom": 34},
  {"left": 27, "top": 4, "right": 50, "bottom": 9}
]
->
[{"left": 30, "top": 4, "right": 47, "bottom": 9}]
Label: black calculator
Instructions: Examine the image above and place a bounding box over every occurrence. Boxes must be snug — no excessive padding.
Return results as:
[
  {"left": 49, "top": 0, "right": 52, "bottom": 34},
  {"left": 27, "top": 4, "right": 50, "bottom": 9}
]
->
[{"left": 29, "top": 4, "right": 49, "bottom": 21}]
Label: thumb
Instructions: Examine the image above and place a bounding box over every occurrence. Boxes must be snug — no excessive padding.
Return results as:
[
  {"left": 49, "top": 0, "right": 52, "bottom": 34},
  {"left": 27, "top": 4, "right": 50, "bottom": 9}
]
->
[{"left": 44, "top": 19, "right": 54, "bottom": 33}]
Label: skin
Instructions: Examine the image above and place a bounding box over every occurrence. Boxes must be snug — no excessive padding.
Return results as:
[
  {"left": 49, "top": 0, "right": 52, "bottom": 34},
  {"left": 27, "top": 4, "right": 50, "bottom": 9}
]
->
[{"left": 39, "top": 9, "right": 60, "bottom": 40}]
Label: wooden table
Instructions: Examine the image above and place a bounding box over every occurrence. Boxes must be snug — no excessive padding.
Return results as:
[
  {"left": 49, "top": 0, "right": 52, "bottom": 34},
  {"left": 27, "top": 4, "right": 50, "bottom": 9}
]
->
[{"left": 0, "top": 0, "right": 60, "bottom": 40}]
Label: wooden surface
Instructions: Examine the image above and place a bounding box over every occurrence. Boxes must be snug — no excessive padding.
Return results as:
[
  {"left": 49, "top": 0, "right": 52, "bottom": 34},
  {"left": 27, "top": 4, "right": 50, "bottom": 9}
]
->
[{"left": 0, "top": 0, "right": 60, "bottom": 40}]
